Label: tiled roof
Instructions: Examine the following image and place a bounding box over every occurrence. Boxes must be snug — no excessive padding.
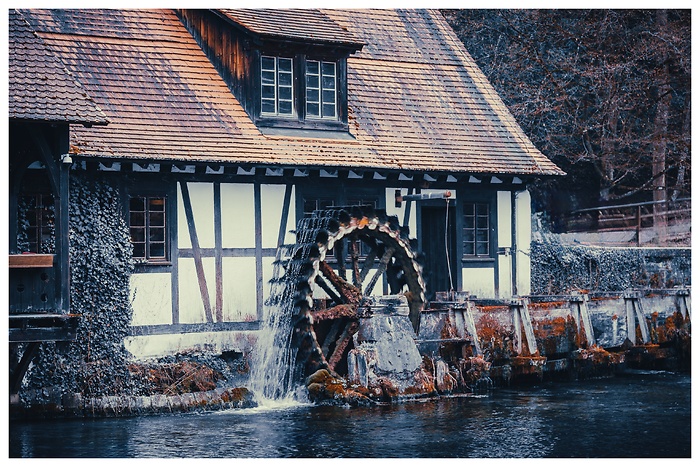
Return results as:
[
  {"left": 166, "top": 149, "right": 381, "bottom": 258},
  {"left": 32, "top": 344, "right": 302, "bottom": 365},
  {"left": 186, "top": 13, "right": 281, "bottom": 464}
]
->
[
  {"left": 8, "top": 9, "right": 108, "bottom": 125},
  {"left": 12, "top": 9, "right": 563, "bottom": 176},
  {"left": 217, "top": 9, "right": 362, "bottom": 47}
]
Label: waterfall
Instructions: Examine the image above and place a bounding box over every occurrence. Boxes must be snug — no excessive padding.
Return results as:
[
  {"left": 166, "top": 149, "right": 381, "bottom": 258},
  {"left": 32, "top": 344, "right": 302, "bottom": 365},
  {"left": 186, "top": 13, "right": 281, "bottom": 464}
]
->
[
  {"left": 247, "top": 213, "right": 330, "bottom": 405},
  {"left": 247, "top": 243, "right": 301, "bottom": 404}
]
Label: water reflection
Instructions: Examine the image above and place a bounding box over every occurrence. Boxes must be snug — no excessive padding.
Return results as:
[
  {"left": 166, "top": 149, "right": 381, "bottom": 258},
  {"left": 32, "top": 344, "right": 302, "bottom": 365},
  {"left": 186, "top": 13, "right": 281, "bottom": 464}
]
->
[{"left": 10, "top": 372, "right": 690, "bottom": 458}]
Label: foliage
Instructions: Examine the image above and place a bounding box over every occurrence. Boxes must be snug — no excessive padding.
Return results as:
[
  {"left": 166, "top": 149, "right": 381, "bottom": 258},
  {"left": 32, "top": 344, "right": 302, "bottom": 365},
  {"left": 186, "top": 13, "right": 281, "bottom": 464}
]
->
[
  {"left": 530, "top": 241, "right": 691, "bottom": 295},
  {"left": 442, "top": 10, "right": 691, "bottom": 211},
  {"left": 24, "top": 173, "right": 140, "bottom": 398}
]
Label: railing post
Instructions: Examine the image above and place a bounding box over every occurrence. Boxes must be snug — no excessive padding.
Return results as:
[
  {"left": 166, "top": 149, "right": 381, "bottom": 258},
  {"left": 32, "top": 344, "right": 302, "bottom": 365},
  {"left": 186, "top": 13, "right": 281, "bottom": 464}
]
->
[{"left": 636, "top": 205, "right": 642, "bottom": 246}]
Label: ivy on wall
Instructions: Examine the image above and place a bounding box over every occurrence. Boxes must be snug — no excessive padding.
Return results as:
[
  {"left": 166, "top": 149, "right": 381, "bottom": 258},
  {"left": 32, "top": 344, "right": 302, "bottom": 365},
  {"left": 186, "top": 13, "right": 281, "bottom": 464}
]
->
[
  {"left": 24, "top": 173, "right": 141, "bottom": 398},
  {"left": 531, "top": 241, "right": 691, "bottom": 295}
]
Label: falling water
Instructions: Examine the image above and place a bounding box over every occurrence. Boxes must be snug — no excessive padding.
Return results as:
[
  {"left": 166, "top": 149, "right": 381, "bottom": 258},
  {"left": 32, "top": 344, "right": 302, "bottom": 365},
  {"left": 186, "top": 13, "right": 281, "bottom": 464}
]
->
[{"left": 247, "top": 212, "right": 335, "bottom": 405}]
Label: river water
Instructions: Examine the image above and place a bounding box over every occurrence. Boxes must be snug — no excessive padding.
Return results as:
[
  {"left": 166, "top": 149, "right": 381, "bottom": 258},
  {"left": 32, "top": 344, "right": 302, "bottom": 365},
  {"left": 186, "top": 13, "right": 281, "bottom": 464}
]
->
[{"left": 10, "top": 370, "right": 691, "bottom": 458}]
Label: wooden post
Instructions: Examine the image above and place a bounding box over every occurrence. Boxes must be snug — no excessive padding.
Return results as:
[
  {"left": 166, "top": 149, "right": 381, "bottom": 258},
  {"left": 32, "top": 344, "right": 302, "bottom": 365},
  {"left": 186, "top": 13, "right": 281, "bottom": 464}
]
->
[
  {"left": 463, "top": 300, "right": 482, "bottom": 356},
  {"left": 623, "top": 291, "right": 651, "bottom": 345},
  {"left": 636, "top": 205, "right": 642, "bottom": 247},
  {"left": 511, "top": 298, "right": 536, "bottom": 356},
  {"left": 570, "top": 294, "right": 595, "bottom": 347}
]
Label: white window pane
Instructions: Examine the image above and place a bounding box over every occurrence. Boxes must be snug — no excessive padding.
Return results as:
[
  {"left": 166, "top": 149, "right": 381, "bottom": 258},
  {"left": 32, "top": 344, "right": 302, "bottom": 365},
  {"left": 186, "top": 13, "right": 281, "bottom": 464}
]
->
[
  {"left": 322, "top": 89, "right": 336, "bottom": 104},
  {"left": 278, "top": 58, "right": 292, "bottom": 72},
  {"left": 261, "top": 56, "right": 275, "bottom": 70},
  {"left": 279, "top": 100, "right": 293, "bottom": 114},
  {"left": 306, "top": 88, "right": 319, "bottom": 103},
  {"left": 322, "top": 103, "right": 336, "bottom": 117},
  {"left": 261, "top": 100, "right": 275, "bottom": 113},
  {"left": 321, "top": 61, "right": 335, "bottom": 77},
  {"left": 278, "top": 71, "right": 292, "bottom": 86},
  {"left": 306, "top": 60, "right": 320, "bottom": 75},
  {"left": 307, "top": 102, "right": 320, "bottom": 117},
  {"left": 322, "top": 75, "right": 335, "bottom": 90},
  {"left": 278, "top": 86, "right": 292, "bottom": 101}
]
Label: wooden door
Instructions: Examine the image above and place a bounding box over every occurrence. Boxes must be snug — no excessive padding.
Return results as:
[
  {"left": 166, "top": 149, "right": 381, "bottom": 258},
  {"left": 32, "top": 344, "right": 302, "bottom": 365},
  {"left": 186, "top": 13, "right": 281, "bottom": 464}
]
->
[{"left": 420, "top": 205, "right": 457, "bottom": 301}]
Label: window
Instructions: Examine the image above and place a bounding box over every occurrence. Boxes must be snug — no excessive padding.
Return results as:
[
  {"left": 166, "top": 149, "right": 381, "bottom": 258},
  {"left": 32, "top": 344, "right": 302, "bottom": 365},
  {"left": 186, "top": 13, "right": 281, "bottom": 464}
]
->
[
  {"left": 261, "top": 56, "right": 294, "bottom": 116},
  {"left": 18, "top": 194, "right": 54, "bottom": 254},
  {"left": 258, "top": 55, "right": 342, "bottom": 126},
  {"left": 303, "top": 195, "right": 378, "bottom": 257},
  {"left": 129, "top": 196, "right": 167, "bottom": 262},
  {"left": 463, "top": 202, "right": 490, "bottom": 257},
  {"left": 306, "top": 60, "right": 337, "bottom": 119}
]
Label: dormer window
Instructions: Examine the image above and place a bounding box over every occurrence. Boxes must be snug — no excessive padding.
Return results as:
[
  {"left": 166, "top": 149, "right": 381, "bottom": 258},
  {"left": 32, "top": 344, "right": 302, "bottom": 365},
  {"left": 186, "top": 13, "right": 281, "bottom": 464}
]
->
[
  {"left": 261, "top": 56, "right": 294, "bottom": 117},
  {"left": 177, "top": 9, "right": 364, "bottom": 133},
  {"left": 256, "top": 54, "right": 347, "bottom": 131},
  {"left": 305, "top": 60, "right": 337, "bottom": 119}
]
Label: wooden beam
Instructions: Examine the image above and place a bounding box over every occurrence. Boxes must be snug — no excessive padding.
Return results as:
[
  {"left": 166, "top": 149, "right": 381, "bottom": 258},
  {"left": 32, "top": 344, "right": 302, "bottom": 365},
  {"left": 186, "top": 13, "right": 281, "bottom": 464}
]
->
[
  {"left": 254, "top": 182, "right": 264, "bottom": 320},
  {"left": 327, "top": 321, "right": 359, "bottom": 371},
  {"left": 214, "top": 183, "right": 223, "bottom": 322},
  {"left": 179, "top": 181, "right": 214, "bottom": 323},
  {"left": 276, "top": 183, "right": 293, "bottom": 248}
]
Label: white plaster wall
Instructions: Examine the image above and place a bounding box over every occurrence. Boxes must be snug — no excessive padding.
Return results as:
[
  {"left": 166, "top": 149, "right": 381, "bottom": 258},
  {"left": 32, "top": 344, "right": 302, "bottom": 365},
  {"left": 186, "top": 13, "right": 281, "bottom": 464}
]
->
[
  {"left": 462, "top": 267, "right": 495, "bottom": 298},
  {"left": 130, "top": 273, "right": 172, "bottom": 326},
  {"left": 178, "top": 257, "right": 216, "bottom": 323},
  {"left": 515, "top": 189, "right": 532, "bottom": 295},
  {"left": 184, "top": 182, "right": 215, "bottom": 248},
  {"left": 222, "top": 257, "right": 257, "bottom": 322},
  {"left": 498, "top": 255, "right": 512, "bottom": 298},
  {"left": 221, "top": 183, "right": 255, "bottom": 248},
  {"left": 261, "top": 184, "right": 296, "bottom": 248},
  {"left": 497, "top": 191, "right": 512, "bottom": 248},
  {"left": 177, "top": 183, "right": 191, "bottom": 249},
  {"left": 125, "top": 331, "right": 258, "bottom": 360}
]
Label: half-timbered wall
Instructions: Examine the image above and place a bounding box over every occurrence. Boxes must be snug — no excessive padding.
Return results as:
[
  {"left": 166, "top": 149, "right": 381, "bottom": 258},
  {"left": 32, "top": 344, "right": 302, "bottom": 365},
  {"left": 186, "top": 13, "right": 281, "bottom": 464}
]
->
[{"left": 118, "top": 169, "right": 531, "bottom": 358}]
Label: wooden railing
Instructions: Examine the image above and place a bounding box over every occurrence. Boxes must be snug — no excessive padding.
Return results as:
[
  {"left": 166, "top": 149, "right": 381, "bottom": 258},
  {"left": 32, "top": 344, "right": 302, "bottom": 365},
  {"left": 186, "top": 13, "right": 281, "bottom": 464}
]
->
[{"left": 558, "top": 198, "right": 691, "bottom": 246}]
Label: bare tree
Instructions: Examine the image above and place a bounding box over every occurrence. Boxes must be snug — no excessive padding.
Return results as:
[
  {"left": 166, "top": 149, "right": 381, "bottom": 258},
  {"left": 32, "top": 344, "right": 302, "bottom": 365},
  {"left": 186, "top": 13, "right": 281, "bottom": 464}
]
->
[{"left": 442, "top": 10, "right": 691, "bottom": 214}]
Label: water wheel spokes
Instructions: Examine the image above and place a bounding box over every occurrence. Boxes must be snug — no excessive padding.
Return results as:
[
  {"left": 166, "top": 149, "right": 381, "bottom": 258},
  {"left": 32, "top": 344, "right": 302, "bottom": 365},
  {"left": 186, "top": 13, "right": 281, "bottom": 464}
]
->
[{"left": 283, "top": 205, "right": 426, "bottom": 383}]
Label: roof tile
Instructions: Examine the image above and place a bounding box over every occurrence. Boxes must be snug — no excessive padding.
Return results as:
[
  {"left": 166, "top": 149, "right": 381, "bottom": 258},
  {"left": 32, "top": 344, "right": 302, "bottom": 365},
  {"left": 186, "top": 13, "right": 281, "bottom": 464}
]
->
[{"left": 8, "top": 9, "right": 108, "bottom": 125}]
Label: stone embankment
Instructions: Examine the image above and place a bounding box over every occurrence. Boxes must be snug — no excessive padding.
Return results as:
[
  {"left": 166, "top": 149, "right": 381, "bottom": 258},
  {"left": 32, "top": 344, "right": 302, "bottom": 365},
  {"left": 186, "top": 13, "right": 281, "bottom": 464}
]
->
[{"left": 11, "top": 386, "right": 255, "bottom": 419}]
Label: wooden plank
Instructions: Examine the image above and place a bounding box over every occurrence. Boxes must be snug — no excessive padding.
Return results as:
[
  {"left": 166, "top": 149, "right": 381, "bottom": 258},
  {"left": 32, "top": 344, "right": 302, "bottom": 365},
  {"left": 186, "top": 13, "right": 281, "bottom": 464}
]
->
[
  {"left": 520, "top": 300, "right": 537, "bottom": 355},
  {"left": 8, "top": 254, "right": 54, "bottom": 268},
  {"left": 179, "top": 181, "right": 214, "bottom": 323},
  {"left": 579, "top": 298, "right": 596, "bottom": 346},
  {"left": 625, "top": 297, "right": 636, "bottom": 343},
  {"left": 633, "top": 298, "right": 651, "bottom": 344},
  {"left": 512, "top": 304, "right": 522, "bottom": 355}
]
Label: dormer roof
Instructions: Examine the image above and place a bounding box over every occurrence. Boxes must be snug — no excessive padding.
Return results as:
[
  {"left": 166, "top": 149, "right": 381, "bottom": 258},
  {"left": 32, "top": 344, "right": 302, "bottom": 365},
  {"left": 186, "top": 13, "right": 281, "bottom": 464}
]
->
[{"left": 216, "top": 9, "right": 364, "bottom": 50}]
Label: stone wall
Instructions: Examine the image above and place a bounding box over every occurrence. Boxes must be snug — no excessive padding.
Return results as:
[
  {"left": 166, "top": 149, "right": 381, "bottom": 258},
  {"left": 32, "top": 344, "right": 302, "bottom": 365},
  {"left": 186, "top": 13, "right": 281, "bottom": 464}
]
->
[{"left": 530, "top": 242, "right": 691, "bottom": 295}]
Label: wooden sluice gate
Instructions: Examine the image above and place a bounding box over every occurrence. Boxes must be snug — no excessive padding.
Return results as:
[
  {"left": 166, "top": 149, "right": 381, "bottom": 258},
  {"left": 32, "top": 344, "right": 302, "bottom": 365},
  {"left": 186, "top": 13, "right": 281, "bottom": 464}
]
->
[{"left": 417, "top": 287, "right": 691, "bottom": 388}]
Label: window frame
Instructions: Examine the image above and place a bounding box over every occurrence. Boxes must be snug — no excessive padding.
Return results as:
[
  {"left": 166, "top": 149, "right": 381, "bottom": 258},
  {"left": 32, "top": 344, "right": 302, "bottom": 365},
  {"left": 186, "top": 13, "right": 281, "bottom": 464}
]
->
[
  {"left": 458, "top": 193, "right": 498, "bottom": 263},
  {"left": 305, "top": 59, "right": 338, "bottom": 120},
  {"left": 17, "top": 192, "right": 55, "bottom": 254},
  {"left": 260, "top": 55, "right": 296, "bottom": 118},
  {"left": 462, "top": 201, "right": 491, "bottom": 258},
  {"left": 254, "top": 51, "right": 348, "bottom": 131},
  {"left": 128, "top": 193, "right": 170, "bottom": 265}
]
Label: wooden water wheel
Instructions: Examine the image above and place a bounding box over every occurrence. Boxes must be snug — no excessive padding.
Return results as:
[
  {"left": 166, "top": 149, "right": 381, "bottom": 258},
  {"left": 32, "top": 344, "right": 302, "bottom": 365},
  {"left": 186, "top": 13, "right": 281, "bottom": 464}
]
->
[{"left": 279, "top": 205, "right": 426, "bottom": 384}]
